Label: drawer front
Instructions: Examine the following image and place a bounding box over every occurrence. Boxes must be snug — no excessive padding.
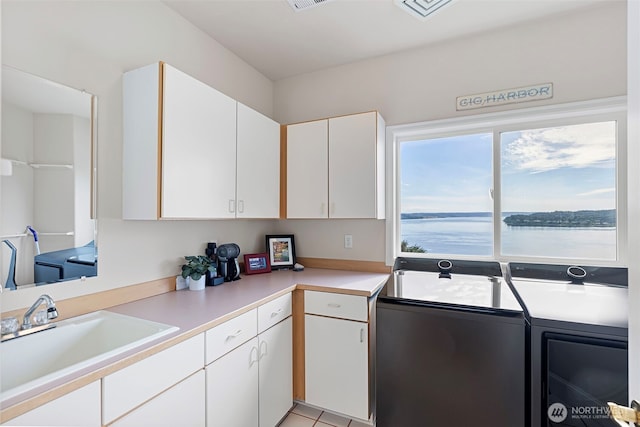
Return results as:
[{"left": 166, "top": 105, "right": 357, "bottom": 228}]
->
[
  {"left": 3, "top": 381, "right": 101, "bottom": 427},
  {"left": 257, "top": 293, "right": 292, "bottom": 333},
  {"left": 102, "top": 334, "right": 205, "bottom": 425},
  {"left": 205, "top": 309, "right": 257, "bottom": 364},
  {"left": 304, "top": 291, "right": 368, "bottom": 322}
]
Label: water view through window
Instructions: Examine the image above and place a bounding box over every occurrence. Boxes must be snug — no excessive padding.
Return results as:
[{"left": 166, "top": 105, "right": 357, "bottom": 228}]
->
[{"left": 400, "top": 121, "right": 617, "bottom": 260}]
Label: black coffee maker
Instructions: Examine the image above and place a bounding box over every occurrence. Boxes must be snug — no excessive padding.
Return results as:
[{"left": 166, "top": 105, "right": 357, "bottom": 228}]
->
[
  {"left": 205, "top": 242, "right": 224, "bottom": 286},
  {"left": 217, "top": 243, "right": 241, "bottom": 282}
]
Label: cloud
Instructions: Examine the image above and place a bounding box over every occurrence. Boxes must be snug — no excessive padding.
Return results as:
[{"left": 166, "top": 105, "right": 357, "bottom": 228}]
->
[
  {"left": 577, "top": 187, "right": 616, "bottom": 197},
  {"left": 502, "top": 121, "right": 616, "bottom": 173}
]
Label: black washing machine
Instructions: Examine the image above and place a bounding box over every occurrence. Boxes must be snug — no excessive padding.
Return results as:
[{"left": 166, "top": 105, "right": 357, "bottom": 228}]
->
[
  {"left": 507, "top": 263, "right": 628, "bottom": 427},
  {"left": 376, "top": 258, "right": 528, "bottom": 427}
]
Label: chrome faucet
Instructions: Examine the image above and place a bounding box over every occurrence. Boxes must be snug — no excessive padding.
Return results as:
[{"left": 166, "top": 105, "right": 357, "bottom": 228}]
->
[{"left": 22, "top": 294, "right": 58, "bottom": 330}]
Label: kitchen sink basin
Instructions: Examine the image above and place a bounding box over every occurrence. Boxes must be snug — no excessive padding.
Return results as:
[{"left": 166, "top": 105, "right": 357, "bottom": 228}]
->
[{"left": 0, "top": 310, "right": 179, "bottom": 401}]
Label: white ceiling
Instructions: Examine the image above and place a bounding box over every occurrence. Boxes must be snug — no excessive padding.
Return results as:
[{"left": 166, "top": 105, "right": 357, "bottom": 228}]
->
[{"left": 164, "top": 0, "right": 609, "bottom": 81}]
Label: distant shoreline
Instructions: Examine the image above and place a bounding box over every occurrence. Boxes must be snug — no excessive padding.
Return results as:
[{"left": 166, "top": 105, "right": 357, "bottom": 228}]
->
[
  {"left": 401, "top": 209, "right": 616, "bottom": 228},
  {"left": 401, "top": 212, "right": 492, "bottom": 220}
]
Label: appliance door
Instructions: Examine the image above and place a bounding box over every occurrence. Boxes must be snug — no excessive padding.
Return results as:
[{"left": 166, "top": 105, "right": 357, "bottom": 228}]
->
[
  {"left": 376, "top": 297, "right": 526, "bottom": 427},
  {"left": 543, "top": 333, "right": 627, "bottom": 427}
]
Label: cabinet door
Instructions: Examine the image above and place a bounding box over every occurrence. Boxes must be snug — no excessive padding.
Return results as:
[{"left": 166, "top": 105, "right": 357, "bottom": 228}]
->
[
  {"left": 305, "top": 314, "right": 369, "bottom": 420},
  {"left": 236, "top": 103, "right": 280, "bottom": 218},
  {"left": 162, "top": 64, "right": 237, "bottom": 219},
  {"left": 259, "top": 317, "right": 293, "bottom": 427},
  {"left": 2, "top": 381, "right": 100, "bottom": 427},
  {"left": 286, "top": 120, "right": 328, "bottom": 218},
  {"left": 329, "top": 111, "right": 382, "bottom": 218},
  {"left": 206, "top": 337, "right": 259, "bottom": 427},
  {"left": 110, "top": 371, "right": 205, "bottom": 427}
]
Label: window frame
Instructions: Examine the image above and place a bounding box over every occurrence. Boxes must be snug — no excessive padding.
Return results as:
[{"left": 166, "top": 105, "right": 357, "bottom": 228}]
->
[{"left": 385, "top": 96, "right": 628, "bottom": 267}]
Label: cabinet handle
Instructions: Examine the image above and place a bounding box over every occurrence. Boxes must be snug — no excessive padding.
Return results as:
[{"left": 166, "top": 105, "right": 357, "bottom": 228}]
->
[
  {"left": 249, "top": 346, "right": 259, "bottom": 367},
  {"left": 360, "top": 328, "right": 365, "bottom": 343},
  {"left": 259, "top": 340, "right": 268, "bottom": 360},
  {"left": 270, "top": 308, "right": 282, "bottom": 318},
  {"left": 238, "top": 200, "right": 244, "bottom": 213},
  {"left": 327, "top": 303, "right": 341, "bottom": 308},
  {"left": 229, "top": 199, "right": 236, "bottom": 213},
  {"left": 225, "top": 329, "right": 242, "bottom": 341}
]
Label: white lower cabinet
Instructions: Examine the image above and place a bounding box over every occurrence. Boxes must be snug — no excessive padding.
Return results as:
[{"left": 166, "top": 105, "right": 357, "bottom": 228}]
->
[
  {"left": 305, "top": 315, "right": 369, "bottom": 420},
  {"left": 2, "top": 381, "right": 101, "bottom": 427},
  {"left": 304, "top": 291, "right": 372, "bottom": 421},
  {"left": 102, "top": 334, "right": 205, "bottom": 425},
  {"left": 206, "top": 304, "right": 292, "bottom": 427},
  {"left": 110, "top": 370, "right": 205, "bottom": 427},
  {"left": 206, "top": 337, "right": 260, "bottom": 427},
  {"left": 258, "top": 317, "right": 293, "bottom": 427}
]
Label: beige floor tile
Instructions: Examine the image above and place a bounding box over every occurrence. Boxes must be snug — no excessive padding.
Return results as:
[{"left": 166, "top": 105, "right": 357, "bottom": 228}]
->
[
  {"left": 278, "top": 412, "right": 316, "bottom": 427},
  {"left": 318, "top": 411, "right": 350, "bottom": 427},
  {"left": 291, "top": 403, "right": 323, "bottom": 420},
  {"left": 348, "top": 419, "right": 372, "bottom": 427},
  {"left": 315, "top": 423, "right": 334, "bottom": 427}
]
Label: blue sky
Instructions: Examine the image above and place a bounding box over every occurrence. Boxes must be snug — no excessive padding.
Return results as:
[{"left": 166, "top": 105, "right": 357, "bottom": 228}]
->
[{"left": 400, "top": 121, "right": 617, "bottom": 213}]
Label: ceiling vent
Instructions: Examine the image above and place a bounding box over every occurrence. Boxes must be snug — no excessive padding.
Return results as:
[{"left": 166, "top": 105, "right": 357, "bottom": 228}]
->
[
  {"left": 395, "top": 0, "right": 453, "bottom": 20},
  {"left": 287, "top": 0, "right": 335, "bottom": 12}
]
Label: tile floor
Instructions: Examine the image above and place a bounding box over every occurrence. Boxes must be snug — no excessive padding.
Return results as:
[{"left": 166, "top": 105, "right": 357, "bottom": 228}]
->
[{"left": 278, "top": 403, "right": 371, "bottom": 427}]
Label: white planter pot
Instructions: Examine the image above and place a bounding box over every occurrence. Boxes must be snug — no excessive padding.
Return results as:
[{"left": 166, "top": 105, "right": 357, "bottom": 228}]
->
[{"left": 188, "top": 276, "right": 206, "bottom": 291}]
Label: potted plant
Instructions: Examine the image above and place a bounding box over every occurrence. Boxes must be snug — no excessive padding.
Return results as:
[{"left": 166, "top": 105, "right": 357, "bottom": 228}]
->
[{"left": 181, "top": 255, "right": 215, "bottom": 291}]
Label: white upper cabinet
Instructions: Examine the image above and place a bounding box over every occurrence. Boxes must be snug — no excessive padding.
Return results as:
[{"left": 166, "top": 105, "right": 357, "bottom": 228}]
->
[
  {"left": 236, "top": 103, "right": 280, "bottom": 218},
  {"left": 123, "top": 62, "right": 280, "bottom": 219},
  {"left": 286, "top": 111, "right": 385, "bottom": 219},
  {"left": 329, "top": 112, "right": 385, "bottom": 219},
  {"left": 162, "top": 64, "right": 237, "bottom": 219},
  {"left": 286, "top": 119, "right": 329, "bottom": 218}
]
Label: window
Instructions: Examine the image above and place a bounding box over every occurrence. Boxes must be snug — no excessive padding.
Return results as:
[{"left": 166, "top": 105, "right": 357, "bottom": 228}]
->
[{"left": 387, "top": 98, "right": 627, "bottom": 265}]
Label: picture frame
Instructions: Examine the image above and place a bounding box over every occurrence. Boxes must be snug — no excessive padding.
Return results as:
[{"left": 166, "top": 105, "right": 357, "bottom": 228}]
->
[
  {"left": 243, "top": 252, "right": 271, "bottom": 275},
  {"left": 265, "top": 234, "right": 296, "bottom": 270}
]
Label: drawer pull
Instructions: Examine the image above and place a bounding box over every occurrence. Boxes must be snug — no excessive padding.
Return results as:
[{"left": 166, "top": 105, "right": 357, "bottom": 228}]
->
[
  {"left": 225, "top": 329, "right": 243, "bottom": 341},
  {"left": 327, "top": 303, "right": 342, "bottom": 308},
  {"left": 360, "top": 328, "right": 365, "bottom": 343},
  {"left": 270, "top": 308, "right": 283, "bottom": 318}
]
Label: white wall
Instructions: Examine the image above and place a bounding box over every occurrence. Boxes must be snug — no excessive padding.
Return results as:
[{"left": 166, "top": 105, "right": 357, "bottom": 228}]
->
[
  {"left": 274, "top": 2, "right": 626, "bottom": 126},
  {"left": 627, "top": 0, "right": 640, "bottom": 404},
  {"left": 272, "top": 2, "right": 627, "bottom": 264},
  {"left": 1, "top": 1, "right": 276, "bottom": 311},
  {"left": 73, "top": 116, "right": 94, "bottom": 247},
  {"left": 1, "top": 102, "right": 35, "bottom": 285},
  {"left": 33, "top": 114, "right": 75, "bottom": 253}
]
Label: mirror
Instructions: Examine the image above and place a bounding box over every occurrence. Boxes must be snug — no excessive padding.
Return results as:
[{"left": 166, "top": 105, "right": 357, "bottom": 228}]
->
[{"left": 1, "top": 65, "right": 97, "bottom": 290}]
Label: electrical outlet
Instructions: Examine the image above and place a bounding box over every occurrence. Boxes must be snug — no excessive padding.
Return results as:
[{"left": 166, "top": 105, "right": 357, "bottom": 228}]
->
[{"left": 344, "top": 234, "right": 353, "bottom": 249}]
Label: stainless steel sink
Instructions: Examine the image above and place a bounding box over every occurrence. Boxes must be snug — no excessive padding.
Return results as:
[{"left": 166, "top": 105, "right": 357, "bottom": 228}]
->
[{"left": 0, "top": 310, "right": 179, "bottom": 401}]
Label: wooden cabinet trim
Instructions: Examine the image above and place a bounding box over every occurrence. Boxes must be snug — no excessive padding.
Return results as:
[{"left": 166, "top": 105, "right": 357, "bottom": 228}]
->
[
  {"left": 292, "top": 289, "right": 305, "bottom": 401},
  {"left": 157, "top": 62, "right": 164, "bottom": 219}
]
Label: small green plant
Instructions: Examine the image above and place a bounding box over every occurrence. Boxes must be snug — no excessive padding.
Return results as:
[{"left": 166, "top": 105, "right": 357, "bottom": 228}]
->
[
  {"left": 181, "top": 255, "right": 215, "bottom": 281},
  {"left": 401, "top": 240, "right": 427, "bottom": 253}
]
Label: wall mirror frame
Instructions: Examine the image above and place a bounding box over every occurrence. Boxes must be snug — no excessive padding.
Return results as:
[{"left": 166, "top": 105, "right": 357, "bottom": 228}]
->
[{"left": 1, "top": 65, "right": 98, "bottom": 291}]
